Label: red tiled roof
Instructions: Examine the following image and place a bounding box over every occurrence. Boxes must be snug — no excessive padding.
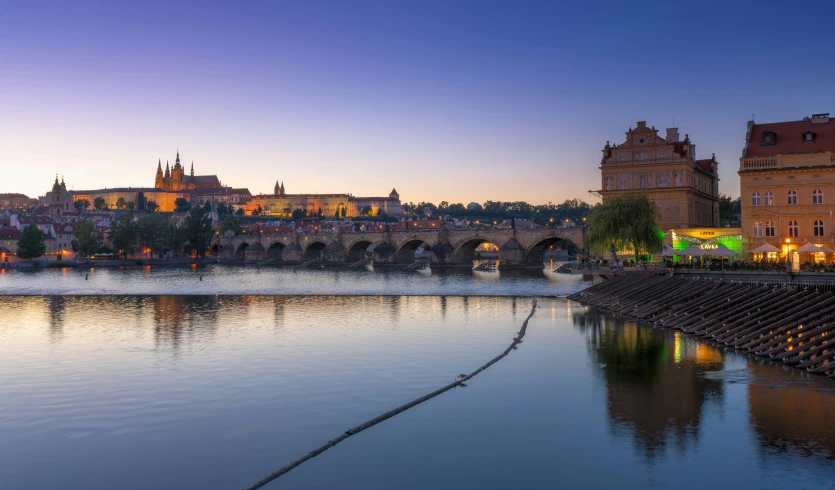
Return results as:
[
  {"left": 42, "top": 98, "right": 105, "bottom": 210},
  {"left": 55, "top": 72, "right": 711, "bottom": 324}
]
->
[
  {"left": 745, "top": 117, "right": 835, "bottom": 158},
  {"left": 0, "top": 226, "right": 21, "bottom": 239},
  {"left": 694, "top": 159, "right": 713, "bottom": 172}
]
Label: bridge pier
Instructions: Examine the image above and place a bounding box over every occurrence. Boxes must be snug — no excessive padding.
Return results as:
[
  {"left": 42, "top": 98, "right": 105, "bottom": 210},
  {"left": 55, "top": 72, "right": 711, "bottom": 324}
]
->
[
  {"left": 282, "top": 242, "right": 303, "bottom": 264},
  {"left": 498, "top": 237, "right": 526, "bottom": 269},
  {"left": 323, "top": 241, "right": 346, "bottom": 264}
]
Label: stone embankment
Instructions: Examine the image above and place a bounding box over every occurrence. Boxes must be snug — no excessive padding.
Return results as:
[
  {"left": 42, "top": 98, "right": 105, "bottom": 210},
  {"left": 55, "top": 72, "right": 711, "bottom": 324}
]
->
[{"left": 567, "top": 273, "right": 835, "bottom": 378}]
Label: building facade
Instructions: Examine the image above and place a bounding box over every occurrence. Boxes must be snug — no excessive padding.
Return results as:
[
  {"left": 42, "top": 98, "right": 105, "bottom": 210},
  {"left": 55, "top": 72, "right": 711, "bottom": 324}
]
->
[
  {"left": 0, "top": 193, "right": 31, "bottom": 210},
  {"left": 599, "top": 121, "right": 720, "bottom": 229},
  {"left": 244, "top": 184, "right": 401, "bottom": 218},
  {"left": 739, "top": 113, "right": 835, "bottom": 260}
]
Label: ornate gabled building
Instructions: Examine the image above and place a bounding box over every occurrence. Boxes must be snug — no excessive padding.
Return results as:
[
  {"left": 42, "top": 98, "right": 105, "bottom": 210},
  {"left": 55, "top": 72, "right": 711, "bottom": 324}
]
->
[
  {"left": 154, "top": 151, "right": 222, "bottom": 191},
  {"left": 599, "top": 121, "right": 720, "bottom": 229},
  {"left": 739, "top": 113, "right": 835, "bottom": 260}
]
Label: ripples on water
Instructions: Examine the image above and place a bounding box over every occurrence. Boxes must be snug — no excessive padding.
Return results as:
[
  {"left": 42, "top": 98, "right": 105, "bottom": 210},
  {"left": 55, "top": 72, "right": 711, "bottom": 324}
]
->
[{"left": 1, "top": 292, "right": 834, "bottom": 489}]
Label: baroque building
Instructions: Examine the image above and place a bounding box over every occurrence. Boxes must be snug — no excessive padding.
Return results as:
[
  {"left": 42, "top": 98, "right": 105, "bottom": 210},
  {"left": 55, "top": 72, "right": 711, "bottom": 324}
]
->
[
  {"left": 599, "top": 121, "right": 720, "bottom": 229},
  {"left": 739, "top": 113, "right": 835, "bottom": 259},
  {"left": 245, "top": 184, "right": 401, "bottom": 217}
]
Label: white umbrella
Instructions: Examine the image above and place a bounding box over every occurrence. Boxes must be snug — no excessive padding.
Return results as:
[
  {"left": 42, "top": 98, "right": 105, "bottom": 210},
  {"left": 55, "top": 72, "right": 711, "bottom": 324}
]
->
[
  {"left": 681, "top": 245, "right": 706, "bottom": 256},
  {"left": 795, "top": 242, "right": 823, "bottom": 252},
  {"left": 708, "top": 245, "right": 737, "bottom": 257},
  {"left": 748, "top": 243, "right": 780, "bottom": 254},
  {"left": 817, "top": 245, "right": 835, "bottom": 253},
  {"left": 660, "top": 245, "right": 678, "bottom": 256}
]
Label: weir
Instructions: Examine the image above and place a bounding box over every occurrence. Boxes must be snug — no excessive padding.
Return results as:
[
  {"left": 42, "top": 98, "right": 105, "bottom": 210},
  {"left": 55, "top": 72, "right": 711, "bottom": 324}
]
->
[{"left": 567, "top": 274, "right": 835, "bottom": 378}]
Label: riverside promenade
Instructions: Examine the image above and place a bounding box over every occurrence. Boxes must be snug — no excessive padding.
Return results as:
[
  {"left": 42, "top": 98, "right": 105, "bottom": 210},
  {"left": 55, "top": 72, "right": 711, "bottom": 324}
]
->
[{"left": 568, "top": 273, "right": 835, "bottom": 378}]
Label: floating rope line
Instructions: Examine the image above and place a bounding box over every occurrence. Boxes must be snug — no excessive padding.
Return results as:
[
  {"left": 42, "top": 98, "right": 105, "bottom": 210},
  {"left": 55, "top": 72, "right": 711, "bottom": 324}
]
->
[{"left": 243, "top": 299, "right": 538, "bottom": 490}]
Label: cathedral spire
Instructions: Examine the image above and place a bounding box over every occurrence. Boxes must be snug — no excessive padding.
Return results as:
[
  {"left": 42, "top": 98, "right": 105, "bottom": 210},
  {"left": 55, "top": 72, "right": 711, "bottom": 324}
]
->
[
  {"left": 157, "top": 158, "right": 162, "bottom": 171},
  {"left": 280, "top": 181, "right": 285, "bottom": 196},
  {"left": 191, "top": 160, "right": 194, "bottom": 176},
  {"left": 175, "top": 149, "right": 181, "bottom": 170},
  {"left": 274, "top": 180, "right": 280, "bottom": 195},
  {"left": 165, "top": 160, "right": 170, "bottom": 178}
]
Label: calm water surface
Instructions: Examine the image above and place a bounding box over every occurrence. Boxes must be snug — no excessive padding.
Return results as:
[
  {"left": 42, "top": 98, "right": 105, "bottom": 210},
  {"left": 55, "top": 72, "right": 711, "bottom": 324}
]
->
[
  {"left": 1, "top": 272, "right": 834, "bottom": 489},
  {"left": 0, "top": 264, "right": 586, "bottom": 296}
]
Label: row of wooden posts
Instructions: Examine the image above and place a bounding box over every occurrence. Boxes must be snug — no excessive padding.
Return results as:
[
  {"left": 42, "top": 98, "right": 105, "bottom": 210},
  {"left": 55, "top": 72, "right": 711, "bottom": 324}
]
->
[{"left": 567, "top": 273, "right": 835, "bottom": 378}]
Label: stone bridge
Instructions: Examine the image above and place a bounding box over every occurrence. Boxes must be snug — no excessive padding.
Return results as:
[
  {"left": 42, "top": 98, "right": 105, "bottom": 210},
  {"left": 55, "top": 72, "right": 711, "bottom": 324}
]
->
[{"left": 213, "top": 227, "right": 584, "bottom": 268}]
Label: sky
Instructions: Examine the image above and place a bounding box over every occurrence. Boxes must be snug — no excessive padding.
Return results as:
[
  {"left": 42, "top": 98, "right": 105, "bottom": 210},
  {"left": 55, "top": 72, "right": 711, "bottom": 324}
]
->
[{"left": 2, "top": 1, "right": 835, "bottom": 204}]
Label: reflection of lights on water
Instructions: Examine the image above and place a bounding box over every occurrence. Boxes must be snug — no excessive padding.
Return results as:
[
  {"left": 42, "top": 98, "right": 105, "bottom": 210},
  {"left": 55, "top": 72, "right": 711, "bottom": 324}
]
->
[{"left": 674, "top": 332, "right": 682, "bottom": 364}]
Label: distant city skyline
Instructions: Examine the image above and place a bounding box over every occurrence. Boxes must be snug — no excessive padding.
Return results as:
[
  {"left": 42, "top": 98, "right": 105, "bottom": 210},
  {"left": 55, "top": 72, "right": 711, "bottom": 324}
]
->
[{"left": 3, "top": 1, "right": 835, "bottom": 201}]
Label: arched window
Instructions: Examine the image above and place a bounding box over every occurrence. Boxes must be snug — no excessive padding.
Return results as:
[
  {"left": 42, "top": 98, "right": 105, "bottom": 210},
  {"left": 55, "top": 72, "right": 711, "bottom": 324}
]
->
[
  {"left": 787, "top": 190, "right": 797, "bottom": 205},
  {"left": 753, "top": 221, "right": 763, "bottom": 237},
  {"left": 814, "top": 220, "right": 825, "bottom": 237},
  {"left": 813, "top": 189, "right": 823, "bottom": 205},
  {"left": 764, "top": 191, "right": 774, "bottom": 206},
  {"left": 765, "top": 221, "right": 775, "bottom": 237},
  {"left": 788, "top": 220, "right": 798, "bottom": 237},
  {"left": 752, "top": 192, "right": 761, "bottom": 206}
]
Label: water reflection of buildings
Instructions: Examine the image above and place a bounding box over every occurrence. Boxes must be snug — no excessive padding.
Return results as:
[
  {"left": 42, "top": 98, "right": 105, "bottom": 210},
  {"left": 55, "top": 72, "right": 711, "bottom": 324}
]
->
[
  {"left": 574, "top": 308, "right": 725, "bottom": 459},
  {"left": 747, "top": 363, "right": 835, "bottom": 461},
  {"left": 152, "top": 296, "right": 221, "bottom": 353}
]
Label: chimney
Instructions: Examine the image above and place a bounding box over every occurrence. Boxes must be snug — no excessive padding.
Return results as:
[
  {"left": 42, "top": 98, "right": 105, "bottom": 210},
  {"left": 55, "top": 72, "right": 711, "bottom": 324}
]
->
[
  {"left": 666, "top": 128, "right": 679, "bottom": 143},
  {"left": 636, "top": 121, "right": 647, "bottom": 129}
]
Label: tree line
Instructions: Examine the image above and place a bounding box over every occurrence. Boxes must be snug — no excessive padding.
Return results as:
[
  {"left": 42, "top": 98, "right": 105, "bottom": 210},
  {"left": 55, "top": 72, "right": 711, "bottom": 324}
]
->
[
  {"left": 15, "top": 207, "right": 216, "bottom": 261},
  {"left": 402, "top": 199, "right": 597, "bottom": 225}
]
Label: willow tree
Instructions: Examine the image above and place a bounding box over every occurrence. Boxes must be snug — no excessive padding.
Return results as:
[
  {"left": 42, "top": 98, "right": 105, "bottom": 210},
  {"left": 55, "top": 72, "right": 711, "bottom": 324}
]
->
[{"left": 585, "top": 193, "right": 663, "bottom": 260}]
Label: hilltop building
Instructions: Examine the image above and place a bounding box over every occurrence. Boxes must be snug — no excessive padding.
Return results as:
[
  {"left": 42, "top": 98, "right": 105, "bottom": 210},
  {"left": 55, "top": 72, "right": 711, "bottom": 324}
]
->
[
  {"left": 599, "top": 121, "right": 720, "bottom": 229},
  {"left": 154, "top": 151, "right": 222, "bottom": 191},
  {"left": 244, "top": 185, "right": 401, "bottom": 217},
  {"left": 739, "top": 113, "right": 835, "bottom": 262}
]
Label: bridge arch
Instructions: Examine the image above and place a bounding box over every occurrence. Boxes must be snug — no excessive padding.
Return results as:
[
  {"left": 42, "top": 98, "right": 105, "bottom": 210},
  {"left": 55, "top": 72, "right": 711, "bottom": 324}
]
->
[
  {"left": 302, "top": 241, "right": 327, "bottom": 260},
  {"left": 346, "top": 240, "right": 373, "bottom": 262},
  {"left": 452, "top": 237, "right": 500, "bottom": 263},
  {"left": 266, "top": 242, "right": 285, "bottom": 262},
  {"left": 395, "top": 239, "right": 432, "bottom": 263},
  {"left": 524, "top": 235, "right": 581, "bottom": 265},
  {"left": 236, "top": 242, "right": 250, "bottom": 261}
]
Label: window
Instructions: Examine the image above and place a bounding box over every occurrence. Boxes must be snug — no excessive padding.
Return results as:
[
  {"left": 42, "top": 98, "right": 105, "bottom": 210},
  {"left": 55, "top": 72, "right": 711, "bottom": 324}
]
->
[
  {"left": 813, "top": 189, "right": 823, "bottom": 204},
  {"left": 762, "top": 130, "right": 777, "bottom": 146},
  {"left": 753, "top": 221, "right": 763, "bottom": 237},
  {"left": 787, "top": 190, "right": 797, "bottom": 205},
  {"left": 788, "top": 220, "right": 798, "bottom": 237},
  {"left": 765, "top": 221, "right": 775, "bottom": 237},
  {"left": 803, "top": 131, "right": 816, "bottom": 143},
  {"left": 814, "top": 220, "right": 825, "bottom": 237},
  {"left": 752, "top": 192, "right": 761, "bottom": 206},
  {"left": 764, "top": 191, "right": 774, "bottom": 206}
]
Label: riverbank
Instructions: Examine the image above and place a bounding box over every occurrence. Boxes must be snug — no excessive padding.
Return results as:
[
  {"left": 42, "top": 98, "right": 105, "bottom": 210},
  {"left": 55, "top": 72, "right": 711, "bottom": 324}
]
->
[{"left": 567, "top": 273, "right": 835, "bottom": 378}]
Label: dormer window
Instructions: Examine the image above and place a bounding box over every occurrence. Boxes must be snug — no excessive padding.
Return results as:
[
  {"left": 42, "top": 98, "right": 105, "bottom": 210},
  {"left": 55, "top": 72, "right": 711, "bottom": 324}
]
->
[
  {"left": 761, "top": 130, "right": 777, "bottom": 146},
  {"left": 803, "top": 131, "right": 816, "bottom": 143}
]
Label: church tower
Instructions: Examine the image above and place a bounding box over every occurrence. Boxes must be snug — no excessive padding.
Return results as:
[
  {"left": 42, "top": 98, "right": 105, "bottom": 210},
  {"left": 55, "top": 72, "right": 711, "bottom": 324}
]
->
[
  {"left": 274, "top": 180, "right": 280, "bottom": 195},
  {"left": 164, "top": 161, "right": 171, "bottom": 190},
  {"left": 280, "top": 181, "right": 285, "bottom": 196},
  {"left": 155, "top": 159, "right": 164, "bottom": 188},
  {"left": 171, "top": 150, "right": 184, "bottom": 190}
]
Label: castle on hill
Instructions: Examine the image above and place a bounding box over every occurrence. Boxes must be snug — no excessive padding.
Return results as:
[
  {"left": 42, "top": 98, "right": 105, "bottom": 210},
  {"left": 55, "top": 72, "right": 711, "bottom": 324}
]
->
[{"left": 154, "top": 150, "right": 222, "bottom": 191}]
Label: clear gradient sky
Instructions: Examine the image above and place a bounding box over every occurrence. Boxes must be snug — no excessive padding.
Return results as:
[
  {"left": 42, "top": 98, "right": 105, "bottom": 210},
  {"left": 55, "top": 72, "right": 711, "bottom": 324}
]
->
[{"left": 3, "top": 1, "right": 835, "bottom": 203}]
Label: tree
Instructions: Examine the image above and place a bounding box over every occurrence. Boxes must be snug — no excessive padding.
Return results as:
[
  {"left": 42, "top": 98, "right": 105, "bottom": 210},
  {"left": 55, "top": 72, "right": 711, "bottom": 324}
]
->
[
  {"left": 183, "top": 207, "right": 214, "bottom": 258},
  {"left": 216, "top": 202, "right": 229, "bottom": 216},
  {"left": 719, "top": 194, "right": 740, "bottom": 226},
  {"left": 317, "top": 207, "right": 323, "bottom": 217},
  {"left": 73, "top": 218, "right": 99, "bottom": 257},
  {"left": 235, "top": 207, "right": 245, "bottom": 216},
  {"left": 219, "top": 214, "right": 242, "bottom": 236},
  {"left": 74, "top": 199, "right": 90, "bottom": 212},
  {"left": 292, "top": 209, "right": 306, "bottom": 220},
  {"left": 334, "top": 208, "right": 341, "bottom": 219},
  {"left": 109, "top": 212, "right": 139, "bottom": 259},
  {"left": 127, "top": 201, "right": 135, "bottom": 212},
  {"left": 146, "top": 200, "right": 158, "bottom": 213},
  {"left": 585, "top": 193, "right": 663, "bottom": 261},
  {"left": 204, "top": 201, "right": 212, "bottom": 213},
  {"left": 340, "top": 207, "right": 347, "bottom": 218},
  {"left": 93, "top": 197, "right": 105, "bottom": 210},
  {"left": 17, "top": 224, "right": 46, "bottom": 259},
  {"left": 116, "top": 197, "right": 127, "bottom": 210},
  {"left": 174, "top": 198, "right": 191, "bottom": 213},
  {"left": 138, "top": 214, "right": 172, "bottom": 257},
  {"left": 361, "top": 206, "right": 372, "bottom": 216}
]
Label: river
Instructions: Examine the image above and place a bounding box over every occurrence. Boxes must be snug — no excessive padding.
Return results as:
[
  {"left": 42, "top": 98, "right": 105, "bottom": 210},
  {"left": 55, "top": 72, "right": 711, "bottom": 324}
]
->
[{"left": 0, "top": 267, "right": 833, "bottom": 489}]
